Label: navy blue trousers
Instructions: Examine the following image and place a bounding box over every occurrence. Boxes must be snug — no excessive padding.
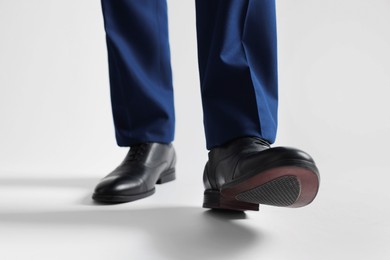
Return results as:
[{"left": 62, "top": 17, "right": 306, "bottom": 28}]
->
[{"left": 101, "top": 0, "right": 278, "bottom": 149}]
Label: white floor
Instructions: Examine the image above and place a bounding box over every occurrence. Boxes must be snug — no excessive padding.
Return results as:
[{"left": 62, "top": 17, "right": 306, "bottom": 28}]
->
[{"left": 1, "top": 163, "right": 389, "bottom": 260}]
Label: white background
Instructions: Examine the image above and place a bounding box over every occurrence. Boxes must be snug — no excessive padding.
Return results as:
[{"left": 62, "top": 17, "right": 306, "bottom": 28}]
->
[{"left": 1, "top": 0, "right": 389, "bottom": 259}]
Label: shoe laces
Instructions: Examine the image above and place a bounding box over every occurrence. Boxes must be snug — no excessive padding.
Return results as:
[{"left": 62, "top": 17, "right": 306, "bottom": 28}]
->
[{"left": 126, "top": 143, "right": 148, "bottom": 161}]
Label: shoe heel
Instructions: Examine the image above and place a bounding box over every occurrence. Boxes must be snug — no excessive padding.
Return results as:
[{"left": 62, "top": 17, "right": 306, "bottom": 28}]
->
[
  {"left": 156, "top": 168, "right": 176, "bottom": 184},
  {"left": 203, "top": 189, "right": 259, "bottom": 211}
]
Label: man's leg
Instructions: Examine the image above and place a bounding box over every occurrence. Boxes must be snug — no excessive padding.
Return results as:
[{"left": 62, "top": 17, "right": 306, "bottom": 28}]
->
[
  {"left": 196, "top": 0, "right": 320, "bottom": 211},
  {"left": 101, "top": 0, "right": 175, "bottom": 146},
  {"left": 195, "top": 0, "right": 278, "bottom": 150},
  {"left": 93, "top": 0, "right": 176, "bottom": 203}
]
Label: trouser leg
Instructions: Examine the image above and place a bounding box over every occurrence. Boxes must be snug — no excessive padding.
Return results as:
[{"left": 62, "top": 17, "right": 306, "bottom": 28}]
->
[
  {"left": 101, "top": 0, "right": 175, "bottom": 146},
  {"left": 195, "top": 0, "right": 278, "bottom": 149}
]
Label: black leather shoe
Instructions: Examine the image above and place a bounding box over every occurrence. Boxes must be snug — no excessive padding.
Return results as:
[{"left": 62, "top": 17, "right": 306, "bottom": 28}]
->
[
  {"left": 92, "top": 142, "right": 176, "bottom": 203},
  {"left": 203, "top": 137, "right": 320, "bottom": 211}
]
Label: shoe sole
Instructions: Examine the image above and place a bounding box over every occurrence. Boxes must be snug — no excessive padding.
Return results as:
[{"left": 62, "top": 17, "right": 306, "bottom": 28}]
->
[
  {"left": 203, "top": 163, "right": 319, "bottom": 211},
  {"left": 92, "top": 169, "right": 176, "bottom": 204}
]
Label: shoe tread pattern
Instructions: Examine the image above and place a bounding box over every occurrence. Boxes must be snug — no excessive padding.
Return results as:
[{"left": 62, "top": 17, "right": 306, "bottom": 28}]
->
[{"left": 235, "top": 176, "right": 300, "bottom": 206}]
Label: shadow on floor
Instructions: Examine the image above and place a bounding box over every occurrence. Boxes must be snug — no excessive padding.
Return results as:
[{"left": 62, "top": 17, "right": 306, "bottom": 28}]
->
[
  {"left": 0, "top": 207, "right": 264, "bottom": 260},
  {"left": 0, "top": 176, "right": 266, "bottom": 259},
  {"left": 0, "top": 176, "right": 99, "bottom": 189}
]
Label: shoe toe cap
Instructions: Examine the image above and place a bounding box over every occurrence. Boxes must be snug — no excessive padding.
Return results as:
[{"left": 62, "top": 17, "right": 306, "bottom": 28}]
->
[{"left": 94, "top": 176, "right": 144, "bottom": 195}]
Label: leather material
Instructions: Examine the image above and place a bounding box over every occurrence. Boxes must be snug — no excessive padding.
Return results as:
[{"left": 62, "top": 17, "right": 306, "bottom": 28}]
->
[
  {"left": 93, "top": 142, "right": 176, "bottom": 202},
  {"left": 203, "top": 136, "right": 318, "bottom": 191}
]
